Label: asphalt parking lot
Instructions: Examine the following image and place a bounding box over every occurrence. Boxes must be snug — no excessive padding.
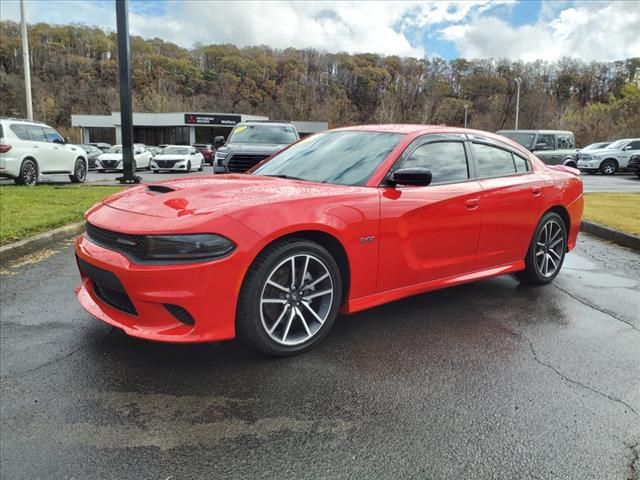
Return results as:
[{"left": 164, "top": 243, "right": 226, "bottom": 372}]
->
[{"left": 1, "top": 233, "right": 638, "bottom": 479}]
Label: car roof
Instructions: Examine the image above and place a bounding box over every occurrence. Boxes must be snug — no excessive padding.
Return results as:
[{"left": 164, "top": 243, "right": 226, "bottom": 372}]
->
[
  {"left": 496, "top": 129, "right": 573, "bottom": 135},
  {"left": 237, "top": 121, "right": 294, "bottom": 127},
  {"left": 0, "top": 117, "right": 47, "bottom": 126},
  {"left": 333, "top": 124, "right": 533, "bottom": 156}
]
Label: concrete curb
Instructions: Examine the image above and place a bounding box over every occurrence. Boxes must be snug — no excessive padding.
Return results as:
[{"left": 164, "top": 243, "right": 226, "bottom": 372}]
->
[
  {"left": 0, "top": 222, "right": 85, "bottom": 265},
  {"left": 581, "top": 221, "right": 640, "bottom": 251}
]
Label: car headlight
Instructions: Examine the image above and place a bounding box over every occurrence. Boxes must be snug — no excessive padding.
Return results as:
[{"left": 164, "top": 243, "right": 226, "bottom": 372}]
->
[
  {"left": 145, "top": 234, "right": 235, "bottom": 261},
  {"left": 215, "top": 151, "right": 228, "bottom": 160}
]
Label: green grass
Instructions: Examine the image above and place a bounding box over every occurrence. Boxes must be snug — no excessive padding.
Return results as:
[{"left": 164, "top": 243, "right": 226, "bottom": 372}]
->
[
  {"left": 0, "top": 185, "right": 122, "bottom": 245},
  {"left": 583, "top": 193, "right": 640, "bottom": 236}
]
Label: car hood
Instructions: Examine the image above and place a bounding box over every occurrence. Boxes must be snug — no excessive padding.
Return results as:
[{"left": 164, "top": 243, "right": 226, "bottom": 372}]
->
[
  {"left": 102, "top": 174, "right": 358, "bottom": 218},
  {"left": 218, "top": 143, "right": 290, "bottom": 155},
  {"left": 99, "top": 153, "right": 123, "bottom": 161},
  {"left": 153, "top": 154, "right": 189, "bottom": 160},
  {"left": 588, "top": 148, "right": 623, "bottom": 156}
]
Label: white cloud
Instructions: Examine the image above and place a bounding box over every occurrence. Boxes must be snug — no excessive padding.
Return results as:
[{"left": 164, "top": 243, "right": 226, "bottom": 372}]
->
[
  {"left": 440, "top": 0, "right": 640, "bottom": 61},
  {"left": 1, "top": 0, "right": 507, "bottom": 58}
]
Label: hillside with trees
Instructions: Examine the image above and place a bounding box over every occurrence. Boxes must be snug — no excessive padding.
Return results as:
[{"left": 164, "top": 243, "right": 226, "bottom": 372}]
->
[{"left": 1, "top": 21, "right": 638, "bottom": 145}]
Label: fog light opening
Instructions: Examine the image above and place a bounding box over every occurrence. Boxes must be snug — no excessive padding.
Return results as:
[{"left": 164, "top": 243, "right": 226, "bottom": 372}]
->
[{"left": 164, "top": 304, "right": 195, "bottom": 326}]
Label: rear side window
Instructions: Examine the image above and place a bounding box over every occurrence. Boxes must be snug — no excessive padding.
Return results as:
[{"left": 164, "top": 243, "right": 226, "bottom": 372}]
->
[
  {"left": 10, "top": 124, "right": 32, "bottom": 140},
  {"left": 474, "top": 143, "right": 519, "bottom": 177},
  {"left": 513, "top": 153, "right": 530, "bottom": 173},
  {"left": 556, "top": 133, "right": 575, "bottom": 149},
  {"left": 401, "top": 142, "right": 469, "bottom": 184},
  {"left": 28, "top": 126, "right": 47, "bottom": 141},
  {"left": 43, "top": 127, "right": 63, "bottom": 143}
]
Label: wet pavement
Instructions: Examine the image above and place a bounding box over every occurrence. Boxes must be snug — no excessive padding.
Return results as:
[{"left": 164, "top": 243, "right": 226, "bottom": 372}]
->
[{"left": 1, "top": 234, "right": 639, "bottom": 479}]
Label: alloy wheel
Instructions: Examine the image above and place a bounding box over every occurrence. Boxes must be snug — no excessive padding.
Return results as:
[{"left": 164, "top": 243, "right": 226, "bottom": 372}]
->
[
  {"left": 260, "top": 254, "right": 334, "bottom": 346},
  {"left": 75, "top": 160, "right": 86, "bottom": 181},
  {"left": 22, "top": 161, "right": 37, "bottom": 185},
  {"left": 535, "top": 219, "right": 564, "bottom": 278},
  {"left": 602, "top": 161, "right": 616, "bottom": 175}
]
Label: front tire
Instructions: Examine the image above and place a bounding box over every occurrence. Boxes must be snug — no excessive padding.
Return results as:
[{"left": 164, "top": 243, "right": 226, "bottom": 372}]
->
[
  {"left": 186, "top": 161, "right": 191, "bottom": 173},
  {"left": 69, "top": 159, "right": 87, "bottom": 183},
  {"left": 515, "top": 212, "right": 567, "bottom": 285},
  {"left": 15, "top": 159, "right": 38, "bottom": 186},
  {"left": 600, "top": 159, "right": 617, "bottom": 175},
  {"left": 236, "top": 238, "right": 343, "bottom": 356}
]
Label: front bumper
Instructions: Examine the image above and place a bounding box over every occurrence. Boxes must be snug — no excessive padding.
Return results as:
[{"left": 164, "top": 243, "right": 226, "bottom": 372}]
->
[{"left": 75, "top": 234, "right": 245, "bottom": 343}]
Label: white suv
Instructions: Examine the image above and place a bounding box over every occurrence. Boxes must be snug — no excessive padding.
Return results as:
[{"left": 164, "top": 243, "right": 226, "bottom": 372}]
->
[
  {"left": 577, "top": 138, "right": 640, "bottom": 175},
  {"left": 0, "top": 118, "right": 88, "bottom": 185}
]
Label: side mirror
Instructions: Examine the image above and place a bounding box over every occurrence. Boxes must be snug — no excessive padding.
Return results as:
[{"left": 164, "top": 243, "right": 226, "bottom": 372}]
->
[
  {"left": 624, "top": 145, "right": 632, "bottom": 150},
  {"left": 53, "top": 137, "right": 65, "bottom": 144},
  {"left": 213, "top": 136, "right": 225, "bottom": 147},
  {"left": 389, "top": 167, "right": 433, "bottom": 186}
]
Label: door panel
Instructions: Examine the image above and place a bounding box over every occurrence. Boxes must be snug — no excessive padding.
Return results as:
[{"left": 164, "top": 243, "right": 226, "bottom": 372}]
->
[
  {"left": 27, "top": 126, "right": 58, "bottom": 172},
  {"left": 471, "top": 141, "right": 549, "bottom": 270},
  {"left": 378, "top": 181, "right": 483, "bottom": 292}
]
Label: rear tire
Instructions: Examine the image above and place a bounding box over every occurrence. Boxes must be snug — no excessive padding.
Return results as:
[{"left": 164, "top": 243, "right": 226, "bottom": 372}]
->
[
  {"left": 236, "top": 238, "right": 343, "bottom": 356},
  {"left": 69, "top": 159, "right": 87, "bottom": 183},
  {"left": 15, "top": 159, "right": 38, "bottom": 186},
  {"left": 515, "top": 212, "right": 567, "bottom": 285},
  {"left": 600, "top": 159, "right": 617, "bottom": 175}
]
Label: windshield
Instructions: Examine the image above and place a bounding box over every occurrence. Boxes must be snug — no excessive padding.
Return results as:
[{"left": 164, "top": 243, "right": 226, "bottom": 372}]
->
[
  {"left": 162, "top": 147, "right": 190, "bottom": 155},
  {"left": 107, "top": 146, "right": 123, "bottom": 153},
  {"left": 606, "top": 140, "right": 626, "bottom": 150},
  {"left": 499, "top": 132, "right": 536, "bottom": 149},
  {"left": 252, "top": 131, "right": 404, "bottom": 186},
  {"left": 228, "top": 124, "right": 297, "bottom": 144}
]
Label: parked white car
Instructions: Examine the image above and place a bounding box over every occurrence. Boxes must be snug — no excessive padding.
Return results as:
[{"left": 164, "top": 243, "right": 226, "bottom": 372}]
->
[
  {"left": 96, "top": 144, "right": 152, "bottom": 172},
  {"left": 0, "top": 118, "right": 88, "bottom": 185},
  {"left": 577, "top": 138, "right": 640, "bottom": 175},
  {"left": 150, "top": 145, "right": 204, "bottom": 173}
]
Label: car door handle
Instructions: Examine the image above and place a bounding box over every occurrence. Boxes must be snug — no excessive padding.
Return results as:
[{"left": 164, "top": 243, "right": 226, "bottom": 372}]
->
[
  {"left": 32, "top": 145, "right": 39, "bottom": 148},
  {"left": 465, "top": 198, "right": 480, "bottom": 209},
  {"left": 532, "top": 187, "right": 542, "bottom": 196}
]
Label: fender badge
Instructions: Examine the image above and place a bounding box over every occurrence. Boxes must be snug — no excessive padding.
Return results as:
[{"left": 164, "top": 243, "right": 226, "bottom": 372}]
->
[{"left": 359, "top": 235, "right": 376, "bottom": 244}]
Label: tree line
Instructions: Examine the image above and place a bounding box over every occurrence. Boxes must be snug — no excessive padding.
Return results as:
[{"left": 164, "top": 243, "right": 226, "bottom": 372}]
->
[{"left": 1, "top": 21, "right": 639, "bottom": 145}]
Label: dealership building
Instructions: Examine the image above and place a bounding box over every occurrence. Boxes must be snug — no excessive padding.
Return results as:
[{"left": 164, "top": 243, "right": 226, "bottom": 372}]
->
[{"left": 70, "top": 112, "right": 328, "bottom": 146}]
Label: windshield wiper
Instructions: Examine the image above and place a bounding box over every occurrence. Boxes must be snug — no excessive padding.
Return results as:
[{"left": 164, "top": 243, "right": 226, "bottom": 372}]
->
[{"left": 261, "top": 174, "right": 307, "bottom": 181}]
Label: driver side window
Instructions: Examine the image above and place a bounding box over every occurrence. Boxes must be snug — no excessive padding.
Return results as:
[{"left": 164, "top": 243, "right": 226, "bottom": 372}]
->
[
  {"left": 536, "top": 134, "right": 555, "bottom": 150},
  {"left": 401, "top": 142, "right": 469, "bottom": 184}
]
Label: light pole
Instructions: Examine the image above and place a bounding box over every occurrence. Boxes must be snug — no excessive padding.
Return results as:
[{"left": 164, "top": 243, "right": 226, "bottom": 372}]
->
[
  {"left": 20, "top": 0, "right": 33, "bottom": 120},
  {"left": 115, "top": 0, "right": 140, "bottom": 184},
  {"left": 463, "top": 104, "right": 469, "bottom": 128},
  {"left": 514, "top": 77, "right": 521, "bottom": 130}
]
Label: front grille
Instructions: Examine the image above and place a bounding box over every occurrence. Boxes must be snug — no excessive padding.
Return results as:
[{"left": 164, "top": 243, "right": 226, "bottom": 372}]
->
[
  {"left": 227, "top": 154, "right": 269, "bottom": 173},
  {"left": 155, "top": 160, "right": 178, "bottom": 168},
  {"left": 86, "top": 223, "right": 146, "bottom": 260},
  {"left": 628, "top": 157, "right": 640, "bottom": 167},
  {"left": 101, "top": 160, "right": 119, "bottom": 168},
  {"left": 94, "top": 283, "right": 138, "bottom": 315}
]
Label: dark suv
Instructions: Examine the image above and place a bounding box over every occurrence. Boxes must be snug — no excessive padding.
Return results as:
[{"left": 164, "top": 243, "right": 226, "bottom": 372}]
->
[
  {"left": 193, "top": 144, "right": 215, "bottom": 165},
  {"left": 213, "top": 121, "right": 299, "bottom": 173},
  {"left": 628, "top": 154, "right": 640, "bottom": 178}
]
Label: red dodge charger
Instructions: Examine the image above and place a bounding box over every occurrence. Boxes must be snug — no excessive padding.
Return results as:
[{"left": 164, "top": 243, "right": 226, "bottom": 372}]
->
[{"left": 75, "top": 125, "right": 583, "bottom": 356}]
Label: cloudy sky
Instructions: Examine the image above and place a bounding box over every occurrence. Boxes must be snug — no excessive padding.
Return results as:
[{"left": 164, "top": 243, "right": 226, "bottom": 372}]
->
[{"left": 1, "top": 0, "right": 638, "bottom": 61}]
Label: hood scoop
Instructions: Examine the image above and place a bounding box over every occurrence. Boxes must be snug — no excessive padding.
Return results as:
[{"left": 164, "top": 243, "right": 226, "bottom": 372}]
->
[{"left": 146, "top": 184, "right": 176, "bottom": 194}]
